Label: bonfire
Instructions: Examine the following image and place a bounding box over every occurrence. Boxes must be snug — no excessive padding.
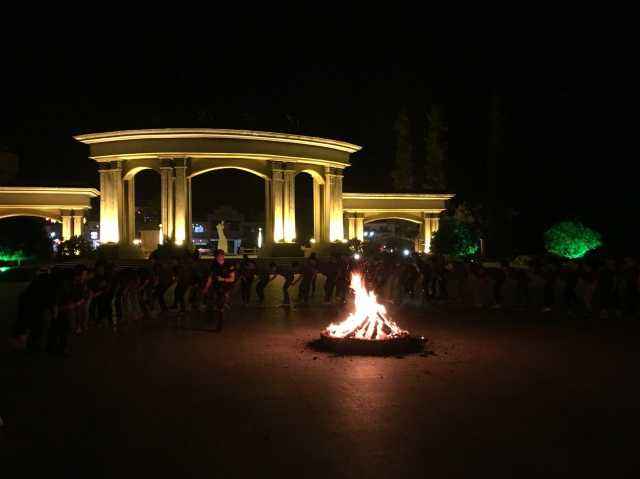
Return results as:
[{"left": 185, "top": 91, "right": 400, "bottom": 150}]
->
[{"left": 323, "top": 273, "right": 410, "bottom": 341}]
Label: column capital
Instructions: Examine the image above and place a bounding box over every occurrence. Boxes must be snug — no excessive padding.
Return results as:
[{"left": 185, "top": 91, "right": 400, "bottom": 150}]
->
[
  {"left": 271, "top": 161, "right": 284, "bottom": 172},
  {"left": 109, "top": 160, "right": 123, "bottom": 170},
  {"left": 159, "top": 158, "right": 174, "bottom": 169},
  {"left": 173, "top": 157, "right": 189, "bottom": 168}
]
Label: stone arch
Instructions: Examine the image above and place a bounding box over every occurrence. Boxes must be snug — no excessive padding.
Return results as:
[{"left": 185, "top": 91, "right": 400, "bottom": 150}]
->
[
  {"left": 123, "top": 165, "right": 160, "bottom": 181},
  {"left": 188, "top": 165, "right": 269, "bottom": 180},
  {"left": 0, "top": 210, "right": 61, "bottom": 222},
  {"left": 363, "top": 214, "right": 423, "bottom": 224}
]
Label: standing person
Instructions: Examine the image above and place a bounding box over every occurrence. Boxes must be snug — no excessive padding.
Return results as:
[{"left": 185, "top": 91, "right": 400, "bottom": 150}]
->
[
  {"left": 308, "top": 252, "right": 319, "bottom": 298},
  {"left": 334, "top": 255, "right": 351, "bottom": 305},
  {"left": 47, "top": 266, "right": 83, "bottom": 357},
  {"left": 416, "top": 256, "right": 433, "bottom": 306},
  {"left": 277, "top": 261, "right": 300, "bottom": 307},
  {"left": 597, "top": 259, "right": 618, "bottom": 319},
  {"left": 490, "top": 262, "right": 508, "bottom": 310},
  {"left": 513, "top": 267, "right": 531, "bottom": 310},
  {"left": 541, "top": 260, "right": 558, "bottom": 314},
  {"left": 256, "top": 262, "right": 277, "bottom": 305},
  {"left": 297, "top": 256, "right": 316, "bottom": 305},
  {"left": 239, "top": 254, "right": 257, "bottom": 306},
  {"left": 580, "top": 263, "right": 597, "bottom": 317},
  {"left": 621, "top": 257, "right": 639, "bottom": 319},
  {"left": 202, "top": 249, "right": 236, "bottom": 331},
  {"left": 563, "top": 261, "right": 580, "bottom": 318},
  {"left": 323, "top": 256, "right": 339, "bottom": 303}
]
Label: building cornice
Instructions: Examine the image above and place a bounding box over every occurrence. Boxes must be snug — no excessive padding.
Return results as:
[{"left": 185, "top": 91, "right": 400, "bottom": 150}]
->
[
  {"left": 342, "top": 192, "right": 455, "bottom": 200},
  {"left": 0, "top": 187, "right": 100, "bottom": 197},
  {"left": 74, "top": 129, "right": 362, "bottom": 154}
]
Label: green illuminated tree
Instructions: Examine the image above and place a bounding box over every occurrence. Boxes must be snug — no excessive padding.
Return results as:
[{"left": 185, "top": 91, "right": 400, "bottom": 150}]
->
[
  {"left": 544, "top": 221, "right": 602, "bottom": 259},
  {"left": 391, "top": 107, "right": 414, "bottom": 191},
  {"left": 431, "top": 216, "right": 479, "bottom": 258}
]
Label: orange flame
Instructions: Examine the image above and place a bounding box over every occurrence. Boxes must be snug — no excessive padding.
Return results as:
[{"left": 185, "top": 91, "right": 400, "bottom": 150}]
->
[{"left": 324, "top": 273, "right": 409, "bottom": 340}]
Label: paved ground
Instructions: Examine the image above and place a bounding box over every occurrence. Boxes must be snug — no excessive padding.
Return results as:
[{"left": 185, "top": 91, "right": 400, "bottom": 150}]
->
[{"left": 1, "top": 286, "right": 639, "bottom": 477}]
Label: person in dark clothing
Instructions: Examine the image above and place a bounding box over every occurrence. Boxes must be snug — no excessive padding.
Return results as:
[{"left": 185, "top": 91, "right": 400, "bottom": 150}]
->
[
  {"left": 323, "top": 256, "right": 339, "bottom": 303},
  {"left": 48, "top": 267, "right": 84, "bottom": 356},
  {"left": 491, "top": 263, "right": 508, "bottom": 309},
  {"left": 298, "top": 256, "right": 317, "bottom": 305},
  {"left": 308, "top": 252, "right": 319, "bottom": 297},
  {"left": 277, "top": 262, "right": 299, "bottom": 306},
  {"left": 513, "top": 267, "right": 531, "bottom": 310},
  {"left": 416, "top": 256, "right": 433, "bottom": 305},
  {"left": 598, "top": 259, "right": 618, "bottom": 319},
  {"left": 239, "top": 254, "right": 257, "bottom": 306},
  {"left": 563, "top": 261, "right": 580, "bottom": 317},
  {"left": 203, "top": 249, "right": 236, "bottom": 330},
  {"left": 621, "top": 257, "right": 639, "bottom": 318},
  {"left": 401, "top": 260, "right": 419, "bottom": 301},
  {"left": 334, "top": 256, "right": 351, "bottom": 305},
  {"left": 541, "top": 261, "right": 558, "bottom": 313},
  {"left": 256, "top": 262, "right": 277, "bottom": 304}
]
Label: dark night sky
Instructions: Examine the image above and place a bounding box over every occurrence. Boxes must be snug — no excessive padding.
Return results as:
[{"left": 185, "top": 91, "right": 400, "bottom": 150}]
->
[{"left": 1, "top": 40, "right": 629, "bottom": 254}]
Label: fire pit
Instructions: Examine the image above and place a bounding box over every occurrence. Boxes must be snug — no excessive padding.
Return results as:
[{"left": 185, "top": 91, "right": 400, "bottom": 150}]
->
[{"left": 315, "top": 273, "right": 425, "bottom": 356}]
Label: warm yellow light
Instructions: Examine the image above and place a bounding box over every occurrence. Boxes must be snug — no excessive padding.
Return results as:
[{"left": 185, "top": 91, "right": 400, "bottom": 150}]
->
[
  {"left": 132, "top": 238, "right": 142, "bottom": 246},
  {"left": 258, "top": 227, "right": 263, "bottom": 248},
  {"left": 310, "top": 238, "right": 316, "bottom": 244},
  {"left": 158, "top": 224, "right": 164, "bottom": 245}
]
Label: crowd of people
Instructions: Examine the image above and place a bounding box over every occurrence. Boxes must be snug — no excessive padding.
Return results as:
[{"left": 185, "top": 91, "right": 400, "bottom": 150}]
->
[{"left": 10, "top": 249, "right": 640, "bottom": 356}]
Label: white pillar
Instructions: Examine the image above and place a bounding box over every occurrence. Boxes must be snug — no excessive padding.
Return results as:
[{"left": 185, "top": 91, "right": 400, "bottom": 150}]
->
[
  {"left": 324, "top": 168, "right": 344, "bottom": 242},
  {"left": 187, "top": 177, "right": 193, "bottom": 247},
  {"left": 347, "top": 214, "right": 356, "bottom": 240},
  {"left": 160, "top": 161, "right": 174, "bottom": 241},
  {"left": 62, "top": 213, "right": 73, "bottom": 241},
  {"left": 264, "top": 178, "right": 273, "bottom": 245},
  {"left": 73, "top": 213, "right": 84, "bottom": 238},
  {"left": 271, "top": 164, "right": 284, "bottom": 242},
  {"left": 312, "top": 178, "right": 322, "bottom": 242},
  {"left": 174, "top": 159, "right": 188, "bottom": 246},
  {"left": 355, "top": 215, "right": 364, "bottom": 242},
  {"left": 423, "top": 213, "right": 440, "bottom": 253},
  {"left": 283, "top": 167, "right": 296, "bottom": 242},
  {"left": 98, "top": 163, "right": 121, "bottom": 243},
  {"left": 126, "top": 178, "right": 135, "bottom": 243}
]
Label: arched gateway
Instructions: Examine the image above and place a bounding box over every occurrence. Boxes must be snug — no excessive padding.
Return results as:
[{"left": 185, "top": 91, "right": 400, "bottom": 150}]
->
[
  {"left": 75, "top": 129, "right": 360, "bottom": 246},
  {"left": 74, "top": 129, "right": 453, "bottom": 252},
  {"left": 0, "top": 187, "right": 99, "bottom": 240}
]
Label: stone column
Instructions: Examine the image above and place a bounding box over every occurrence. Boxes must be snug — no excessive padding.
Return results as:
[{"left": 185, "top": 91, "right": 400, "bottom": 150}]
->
[
  {"left": 160, "top": 159, "right": 174, "bottom": 242},
  {"left": 355, "top": 214, "right": 364, "bottom": 242},
  {"left": 346, "top": 213, "right": 356, "bottom": 240},
  {"left": 125, "top": 178, "right": 135, "bottom": 243},
  {"left": 187, "top": 177, "right": 193, "bottom": 247},
  {"left": 324, "top": 168, "right": 344, "bottom": 242},
  {"left": 422, "top": 213, "right": 440, "bottom": 253},
  {"left": 283, "top": 166, "right": 296, "bottom": 242},
  {"left": 264, "top": 178, "right": 273, "bottom": 245},
  {"left": 98, "top": 162, "right": 122, "bottom": 243},
  {"left": 271, "top": 163, "right": 284, "bottom": 242},
  {"left": 173, "top": 158, "right": 188, "bottom": 246},
  {"left": 73, "top": 212, "right": 84, "bottom": 238},
  {"left": 62, "top": 211, "right": 73, "bottom": 241},
  {"left": 312, "top": 178, "right": 323, "bottom": 242}
]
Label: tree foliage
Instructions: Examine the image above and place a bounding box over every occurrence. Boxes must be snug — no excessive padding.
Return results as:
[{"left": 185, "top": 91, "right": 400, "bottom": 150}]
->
[
  {"left": 391, "top": 107, "right": 413, "bottom": 191},
  {"left": 431, "top": 216, "right": 479, "bottom": 258},
  {"left": 423, "top": 105, "right": 447, "bottom": 190},
  {"left": 544, "top": 221, "right": 602, "bottom": 259}
]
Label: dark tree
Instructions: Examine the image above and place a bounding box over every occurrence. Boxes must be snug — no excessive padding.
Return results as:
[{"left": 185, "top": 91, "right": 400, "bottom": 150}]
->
[
  {"left": 391, "top": 107, "right": 413, "bottom": 191},
  {"left": 423, "top": 105, "right": 447, "bottom": 191}
]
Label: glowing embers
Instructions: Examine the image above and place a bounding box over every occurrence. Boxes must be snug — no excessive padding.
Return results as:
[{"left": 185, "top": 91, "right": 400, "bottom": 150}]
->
[{"left": 319, "top": 273, "right": 424, "bottom": 355}]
